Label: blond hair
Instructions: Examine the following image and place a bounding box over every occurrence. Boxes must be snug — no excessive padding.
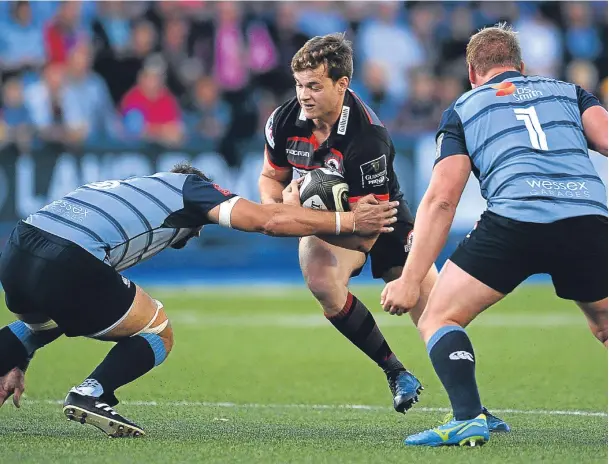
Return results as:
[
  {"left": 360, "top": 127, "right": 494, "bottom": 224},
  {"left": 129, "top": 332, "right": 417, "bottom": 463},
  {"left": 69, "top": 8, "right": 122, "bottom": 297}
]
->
[
  {"left": 466, "top": 22, "right": 522, "bottom": 76},
  {"left": 291, "top": 33, "right": 353, "bottom": 82}
]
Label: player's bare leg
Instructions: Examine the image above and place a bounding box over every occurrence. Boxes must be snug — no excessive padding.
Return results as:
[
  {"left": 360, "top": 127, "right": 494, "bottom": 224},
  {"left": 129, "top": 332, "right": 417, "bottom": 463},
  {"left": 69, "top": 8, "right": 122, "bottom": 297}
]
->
[
  {"left": 381, "top": 265, "right": 438, "bottom": 326},
  {"left": 576, "top": 298, "right": 608, "bottom": 347},
  {"left": 299, "top": 236, "right": 423, "bottom": 413},
  {"left": 63, "top": 284, "right": 173, "bottom": 438}
]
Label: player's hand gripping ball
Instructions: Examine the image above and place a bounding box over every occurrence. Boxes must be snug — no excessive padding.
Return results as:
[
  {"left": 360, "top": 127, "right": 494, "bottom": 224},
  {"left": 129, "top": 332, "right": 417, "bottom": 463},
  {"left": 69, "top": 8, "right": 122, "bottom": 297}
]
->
[{"left": 299, "top": 168, "right": 349, "bottom": 212}]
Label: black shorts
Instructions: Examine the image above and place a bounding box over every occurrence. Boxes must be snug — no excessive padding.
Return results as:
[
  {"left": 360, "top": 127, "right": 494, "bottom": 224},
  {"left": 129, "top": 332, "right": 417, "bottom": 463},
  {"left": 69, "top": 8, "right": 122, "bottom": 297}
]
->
[
  {"left": 352, "top": 198, "right": 415, "bottom": 279},
  {"left": 450, "top": 211, "right": 608, "bottom": 302},
  {"left": 0, "top": 221, "right": 136, "bottom": 337}
]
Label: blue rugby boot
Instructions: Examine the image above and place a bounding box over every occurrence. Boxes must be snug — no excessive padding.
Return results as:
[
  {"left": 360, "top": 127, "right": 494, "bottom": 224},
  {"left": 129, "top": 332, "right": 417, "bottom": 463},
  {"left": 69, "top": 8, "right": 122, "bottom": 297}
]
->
[
  {"left": 482, "top": 407, "right": 511, "bottom": 432},
  {"left": 386, "top": 369, "right": 423, "bottom": 413},
  {"left": 404, "top": 413, "right": 489, "bottom": 447},
  {"left": 443, "top": 407, "right": 510, "bottom": 433}
]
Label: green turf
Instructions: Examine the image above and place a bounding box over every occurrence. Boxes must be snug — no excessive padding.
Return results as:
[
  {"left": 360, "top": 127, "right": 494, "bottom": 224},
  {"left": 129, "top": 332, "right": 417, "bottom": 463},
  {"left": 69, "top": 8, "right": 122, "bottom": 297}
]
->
[{"left": 0, "top": 284, "right": 606, "bottom": 463}]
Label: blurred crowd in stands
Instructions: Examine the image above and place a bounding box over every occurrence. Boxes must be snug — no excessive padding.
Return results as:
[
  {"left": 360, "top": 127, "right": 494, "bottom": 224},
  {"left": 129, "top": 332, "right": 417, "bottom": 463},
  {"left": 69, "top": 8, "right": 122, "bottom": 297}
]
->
[{"left": 0, "top": 1, "right": 607, "bottom": 165}]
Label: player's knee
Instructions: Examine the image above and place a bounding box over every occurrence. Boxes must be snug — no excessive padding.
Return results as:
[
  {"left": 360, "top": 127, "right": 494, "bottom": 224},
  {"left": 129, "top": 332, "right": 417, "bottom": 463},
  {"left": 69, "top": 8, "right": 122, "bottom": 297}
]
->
[
  {"left": 304, "top": 274, "right": 342, "bottom": 312},
  {"left": 416, "top": 311, "right": 434, "bottom": 341},
  {"left": 304, "top": 273, "right": 332, "bottom": 299},
  {"left": 149, "top": 308, "right": 173, "bottom": 357},
  {"left": 417, "top": 309, "right": 461, "bottom": 343},
  {"left": 135, "top": 304, "right": 174, "bottom": 365},
  {"left": 159, "top": 324, "right": 174, "bottom": 355}
]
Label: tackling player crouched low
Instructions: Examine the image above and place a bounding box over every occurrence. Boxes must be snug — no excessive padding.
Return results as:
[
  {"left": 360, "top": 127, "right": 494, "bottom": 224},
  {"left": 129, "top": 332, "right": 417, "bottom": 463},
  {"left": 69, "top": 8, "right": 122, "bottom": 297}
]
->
[{"left": 0, "top": 162, "right": 397, "bottom": 437}]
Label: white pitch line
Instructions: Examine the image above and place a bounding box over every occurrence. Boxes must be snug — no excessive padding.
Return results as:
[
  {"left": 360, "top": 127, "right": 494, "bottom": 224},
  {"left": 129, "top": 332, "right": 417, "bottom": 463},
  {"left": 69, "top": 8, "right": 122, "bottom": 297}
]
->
[
  {"left": 167, "top": 312, "right": 586, "bottom": 328},
  {"left": 26, "top": 399, "right": 607, "bottom": 417}
]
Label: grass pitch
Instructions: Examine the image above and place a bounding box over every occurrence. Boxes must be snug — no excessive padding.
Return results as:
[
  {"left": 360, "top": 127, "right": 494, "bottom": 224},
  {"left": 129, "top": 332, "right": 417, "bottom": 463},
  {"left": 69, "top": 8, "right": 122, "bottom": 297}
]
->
[{"left": 0, "top": 284, "right": 606, "bottom": 463}]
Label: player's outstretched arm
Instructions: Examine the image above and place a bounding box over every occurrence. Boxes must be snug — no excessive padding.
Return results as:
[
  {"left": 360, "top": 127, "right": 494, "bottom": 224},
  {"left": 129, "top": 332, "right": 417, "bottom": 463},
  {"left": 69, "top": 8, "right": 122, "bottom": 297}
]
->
[
  {"left": 316, "top": 196, "right": 388, "bottom": 253},
  {"left": 258, "top": 147, "right": 293, "bottom": 204},
  {"left": 402, "top": 154, "right": 471, "bottom": 284},
  {"left": 206, "top": 195, "right": 397, "bottom": 240},
  {"left": 381, "top": 154, "right": 471, "bottom": 314},
  {"left": 582, "top": 106, "right": 608, "bottom": 156}
]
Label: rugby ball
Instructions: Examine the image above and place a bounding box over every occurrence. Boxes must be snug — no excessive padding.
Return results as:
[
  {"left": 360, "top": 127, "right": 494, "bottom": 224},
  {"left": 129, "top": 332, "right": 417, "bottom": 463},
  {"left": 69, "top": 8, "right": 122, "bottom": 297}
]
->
[{"left": 299, "top": 168, "right": 349, "bottom": 212}]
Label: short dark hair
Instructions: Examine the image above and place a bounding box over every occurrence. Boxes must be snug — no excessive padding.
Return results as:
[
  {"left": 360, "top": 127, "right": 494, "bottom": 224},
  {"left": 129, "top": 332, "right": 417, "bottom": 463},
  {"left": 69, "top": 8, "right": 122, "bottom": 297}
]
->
[
  {"left": 291, "top": 33, "right": 353, "bottom": 82},
  {"left": 170, "top": 162, "right": 211, "bottom": 182}
]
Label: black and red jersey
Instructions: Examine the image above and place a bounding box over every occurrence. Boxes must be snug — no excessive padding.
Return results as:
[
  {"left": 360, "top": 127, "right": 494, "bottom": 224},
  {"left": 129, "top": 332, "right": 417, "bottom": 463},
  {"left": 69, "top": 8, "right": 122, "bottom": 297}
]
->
[{"left": 264, "top": 89, "right": 404, "bottom": 204}]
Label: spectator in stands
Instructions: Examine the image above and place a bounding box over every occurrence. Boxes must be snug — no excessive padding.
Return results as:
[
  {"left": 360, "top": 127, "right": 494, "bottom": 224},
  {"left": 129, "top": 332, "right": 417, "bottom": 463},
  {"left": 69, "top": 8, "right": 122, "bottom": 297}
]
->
[
  {"left": 265, "top": 2, "right": 309, "bottom": 98},
  {"left": 188, "top": 76, "right": 231, "bottom": 140},
  {"left": 343, "top": 2, "right": 369, "bottom": 35},
  {"left": 563, "top": 2, "right": 602, "bottom": 62},
  {"left": 91, "top": 1, "right": 133, "bottom": 57},
  {"left": 95, "top": 19, "right": 157, "bottom": 104},
  {"left": 23, "top": 62, "right": 67, "bottom": 143},
  {"left": 212, "top": 2, "right": 260, "bottom": 165},
  {"left": 393, "top": 68, "right": 440, "bottom": 135},
  {"left": 63, "top": 41, "right": 117, "bottom": 143},
  {"left": 160, "top": 16, "right": 201, "bottom": 104},
  {"left": 0, "top": 1, "right": 45, "bottom": 78},
  {"left": 439, "top": 5, "right": 474, "bottom": 73},
  {"left": 515, "top": 8, "right": 563, "bottom": 77},
  {"left": 358, "top": 1, "right": 424, "bottom": 100},
  {"left": 213, "top": 2, "right": 249, "bottom": 94},
  {"left": 120, "top": 57, "right": 184, "bottom": 147},
  {"left": 0, "top": 1, "right": 605, "bottom": 150},
  {"left": 436, "top": 74, "right": 465, "bottom": 110},
  {"left": 143, "top": 0, "right": 181, "bottom": 38},
  {"left": 351, "top": 60, "right": 400, "bottom": 124},
  {"left": 409, "top": 3, "right": 442, "bottom": 65},
  {"left": 0, "top": 77, "right": 32, "bottom": 151},
  {"left": 296, "top": 1, "right": 349, "bottom": 38},
  {"left": 44, "top": 1, "right": 88, "bottom": 64},
  {"left": 474, "top": 1, "right": 519, "bottom": 27},
  {"left": 565, "top": 59, "right": 600, "bottom": 94},
  {"left": 254, "top": 88, "right": 279, "bottom": 135}
]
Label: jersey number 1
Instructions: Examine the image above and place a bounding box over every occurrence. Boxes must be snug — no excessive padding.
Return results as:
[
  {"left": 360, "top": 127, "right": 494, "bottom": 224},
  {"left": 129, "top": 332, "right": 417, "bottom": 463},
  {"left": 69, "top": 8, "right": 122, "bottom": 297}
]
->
[{"left": 514, "top": 107, "right": 548, "bottom": 150}]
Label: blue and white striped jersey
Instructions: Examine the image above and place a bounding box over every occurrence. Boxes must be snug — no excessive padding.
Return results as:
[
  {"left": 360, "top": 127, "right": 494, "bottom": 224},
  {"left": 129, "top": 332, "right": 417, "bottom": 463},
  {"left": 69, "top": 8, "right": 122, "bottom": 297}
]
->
[
  {"left": 436, "top": 71, "right": 607, "bottom": 223},
  {"left": 25, "top": 172, "right": 235, "bottom": 271}
]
